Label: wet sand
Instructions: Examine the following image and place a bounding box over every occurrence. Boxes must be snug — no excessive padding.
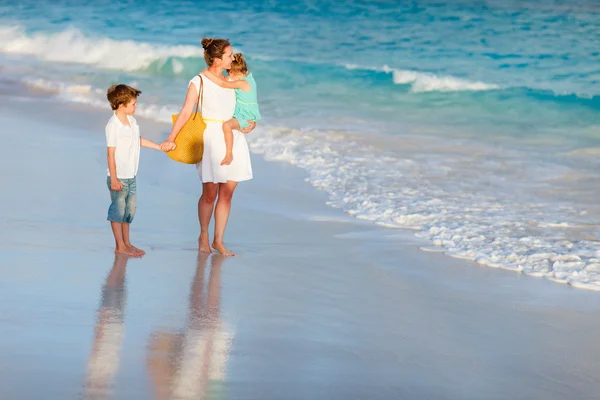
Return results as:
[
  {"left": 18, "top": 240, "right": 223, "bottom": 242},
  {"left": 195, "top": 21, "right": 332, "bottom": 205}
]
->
[{"left": 1, "top": 94, "right": 600, "bottom": 399}]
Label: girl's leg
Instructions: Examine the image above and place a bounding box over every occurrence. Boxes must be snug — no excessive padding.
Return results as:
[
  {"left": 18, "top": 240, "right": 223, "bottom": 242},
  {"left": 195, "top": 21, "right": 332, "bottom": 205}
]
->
[
  {"left": 198, "top": 182, "right": 219, "bottom": 252},
  {"left": 212, "top": 180, "right": 238, "bottom": 256},
  {"left": 221, "top": 118, "right": 241, "bottom": 166}
]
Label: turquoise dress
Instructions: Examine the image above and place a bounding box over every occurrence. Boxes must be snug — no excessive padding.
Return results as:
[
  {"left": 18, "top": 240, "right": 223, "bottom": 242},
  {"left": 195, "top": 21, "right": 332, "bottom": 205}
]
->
[{"left": 233, "top": 73, "right": 261, "bottom": 129}]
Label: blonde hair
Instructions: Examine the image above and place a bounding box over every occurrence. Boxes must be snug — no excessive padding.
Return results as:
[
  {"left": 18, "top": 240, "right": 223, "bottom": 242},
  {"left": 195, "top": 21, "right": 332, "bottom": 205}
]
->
[
  {"left": 106, "top": 84, "right": 141, "bottom": 110},
  {"left": 229, "top": 53, "right": 248, "bottom": 75},
  {"left": 201, "top": 37, "right": 231, "bottom": 67}
]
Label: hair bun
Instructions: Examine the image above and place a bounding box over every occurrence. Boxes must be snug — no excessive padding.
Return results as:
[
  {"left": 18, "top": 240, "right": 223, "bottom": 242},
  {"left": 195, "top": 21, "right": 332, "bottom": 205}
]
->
[{"left": 201, "top": 38, "right": 214, "bottom": 50}]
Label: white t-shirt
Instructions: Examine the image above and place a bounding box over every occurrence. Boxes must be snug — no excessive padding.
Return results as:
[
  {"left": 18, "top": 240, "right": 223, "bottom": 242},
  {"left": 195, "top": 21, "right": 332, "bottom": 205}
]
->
[{"left": 105, "top": 113, "right": 141, "bottom": 179}]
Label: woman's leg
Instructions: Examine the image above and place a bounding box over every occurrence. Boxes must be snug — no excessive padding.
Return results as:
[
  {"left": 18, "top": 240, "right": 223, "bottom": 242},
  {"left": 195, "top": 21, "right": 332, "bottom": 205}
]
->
[
  {"left": 212, "top": 180, "right": 238, "bottom": 256},
  {"left": 198, "top": 182, "right": 219, "bottom": 252},
  {"left": 221, "top": 118, "right": 241, "bottom": 166}
]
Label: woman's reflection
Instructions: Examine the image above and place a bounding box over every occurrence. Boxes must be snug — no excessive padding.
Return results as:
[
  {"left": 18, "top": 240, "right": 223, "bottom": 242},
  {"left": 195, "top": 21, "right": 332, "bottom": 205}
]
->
[
  {"left": 84, "top": 253, "right": 129, "bottom": 399},
  {"left": 147, "top": 253, "right": 232, "bottom": 400}
]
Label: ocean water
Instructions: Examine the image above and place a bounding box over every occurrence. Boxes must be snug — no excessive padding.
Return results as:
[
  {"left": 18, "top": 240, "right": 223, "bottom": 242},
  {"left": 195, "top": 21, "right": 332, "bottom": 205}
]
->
[{"left": 1, "top": 0, "right": 600, "bottom": 288}]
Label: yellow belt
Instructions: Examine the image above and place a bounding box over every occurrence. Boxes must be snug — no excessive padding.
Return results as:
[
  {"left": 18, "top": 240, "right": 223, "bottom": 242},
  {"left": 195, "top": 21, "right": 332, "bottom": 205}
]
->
[{"left": 203, "top": 118, "right": 225, "bottom": 123}]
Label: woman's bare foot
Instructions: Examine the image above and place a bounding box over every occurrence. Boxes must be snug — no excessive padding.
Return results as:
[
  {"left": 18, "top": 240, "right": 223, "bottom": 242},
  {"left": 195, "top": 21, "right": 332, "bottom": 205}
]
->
[
  {"left": 128, "top": 245, "right": 146, "bottom": 256},
  {"left": 115, "top": 246, "right": 139, "bottom": 257},
  {"left": 220, "top": 154, "right": 233, "bottom": 166},
  {"left": 212, "top": 241, "right": 234, "bottom": 256},
  {"left": 198, "top": 232, "right": 211, "bottom": 253}
]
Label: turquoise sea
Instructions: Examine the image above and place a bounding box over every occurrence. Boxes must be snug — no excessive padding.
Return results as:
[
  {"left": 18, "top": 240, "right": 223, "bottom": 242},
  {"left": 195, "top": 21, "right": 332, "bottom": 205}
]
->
[{"left": 1, "top": 0, "right": 599, "bottom": 288}]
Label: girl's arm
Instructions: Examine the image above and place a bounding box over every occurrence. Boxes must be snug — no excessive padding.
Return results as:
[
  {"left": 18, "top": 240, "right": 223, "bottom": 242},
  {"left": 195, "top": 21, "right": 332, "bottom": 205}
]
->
[
  {"left": 240, "top": 121, "right": 256, "bottom": 134},
  {"left": 203, "top": 70, "right": 251, "bottom": 92},
  {"left": 141, "top": 137, "right": 162, "bottom": 151},
  {"left": 160, "top": 83, "right": 198, "bottom": 151}
]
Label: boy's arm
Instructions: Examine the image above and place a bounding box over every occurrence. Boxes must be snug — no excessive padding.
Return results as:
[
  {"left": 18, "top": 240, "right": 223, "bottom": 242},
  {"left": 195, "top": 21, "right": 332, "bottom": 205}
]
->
[
  {"left": 140, "top": 137, "right": 163, "bottom": 151},
  {"left": 203, "top": 70, "right": 251, "bottom": 91},
  {"left": 106, "top": 123, "right": 122, "bottom": 191},
  {"left": 107, "top": 147, "right": 123, "bottom": 191}
]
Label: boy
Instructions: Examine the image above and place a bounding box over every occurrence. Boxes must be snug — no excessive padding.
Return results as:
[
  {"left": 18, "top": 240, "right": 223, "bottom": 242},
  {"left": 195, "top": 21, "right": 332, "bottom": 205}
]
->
[{"left": 105, "top": 84, "right": 164, "bottom": 257}]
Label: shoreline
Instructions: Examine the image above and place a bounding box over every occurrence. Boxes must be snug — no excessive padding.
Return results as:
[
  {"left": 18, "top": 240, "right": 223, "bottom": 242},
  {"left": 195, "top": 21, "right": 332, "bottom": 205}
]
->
[
  {"left": 5, "top": 80, "right": 600, "bottom": 291},
  {"left": 2, "top": 86, "right": 600, "bottom": 301},
  {"left": 2, "top": 90, "right": 600, "bottom": 398},
  {"left": 1, "top": 87, "right": 599, "bottom": 299}
]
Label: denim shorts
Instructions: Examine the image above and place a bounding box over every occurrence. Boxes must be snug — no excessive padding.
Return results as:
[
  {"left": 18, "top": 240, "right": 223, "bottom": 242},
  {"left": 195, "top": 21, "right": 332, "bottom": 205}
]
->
[{"left": 107, "top": 177, "right": 136, "bottom": 223}]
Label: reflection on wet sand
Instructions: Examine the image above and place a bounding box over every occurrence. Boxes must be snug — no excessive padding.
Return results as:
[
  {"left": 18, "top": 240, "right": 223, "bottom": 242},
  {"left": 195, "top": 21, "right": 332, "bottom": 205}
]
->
[
  {"left": 147, "top": 253, "right": 233, "bottom": 400},
  {"left": 84, "top": 254, "right": 129, "bottom": 399}
]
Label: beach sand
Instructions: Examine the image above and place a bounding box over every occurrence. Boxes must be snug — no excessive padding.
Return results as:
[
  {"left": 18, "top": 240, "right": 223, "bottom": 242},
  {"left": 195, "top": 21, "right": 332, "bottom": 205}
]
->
[{"left": 1, "top": 91, "right": 600, "bottom": 399}]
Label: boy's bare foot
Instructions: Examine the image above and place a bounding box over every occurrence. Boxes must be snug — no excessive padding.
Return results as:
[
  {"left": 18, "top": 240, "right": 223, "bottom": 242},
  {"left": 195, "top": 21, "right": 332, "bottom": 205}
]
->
[
  {"left": 128, "top": 245, "right": 146, "bottom": 256},
  {"left": 198, "top": 232, "right": 211, "bottom": 253},
  {"left": 212, "top": 241, "right": 234, "bottom": 256},
  {"left": 220, "top": 154, "right": 233, "bottom": 166},
  {"left": 115, "top": 247, "right": 139, "bottom": 257}
]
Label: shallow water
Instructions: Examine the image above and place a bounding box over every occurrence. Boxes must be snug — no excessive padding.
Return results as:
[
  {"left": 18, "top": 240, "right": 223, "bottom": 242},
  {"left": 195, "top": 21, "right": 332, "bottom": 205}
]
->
[
  {"left": 1, "top": 0, "right": 599, "bottom": 287},
  {"left": 2, "top": 101, "right": 600, "bottom": 399}
]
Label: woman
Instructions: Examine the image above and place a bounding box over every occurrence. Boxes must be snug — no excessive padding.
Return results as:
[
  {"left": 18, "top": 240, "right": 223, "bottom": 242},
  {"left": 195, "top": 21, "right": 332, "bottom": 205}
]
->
[{"left": 161, "top": 38, "right": 255, "bottom": 256}]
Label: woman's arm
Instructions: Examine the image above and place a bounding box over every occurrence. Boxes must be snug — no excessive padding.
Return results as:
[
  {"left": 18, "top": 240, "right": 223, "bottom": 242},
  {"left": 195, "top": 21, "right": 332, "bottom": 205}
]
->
[
  {"left": 160, "top": 84, "right": 199, "bottom": 151},
  {"left": 203, "top": 70, "right": 251, "bottom": 92}
]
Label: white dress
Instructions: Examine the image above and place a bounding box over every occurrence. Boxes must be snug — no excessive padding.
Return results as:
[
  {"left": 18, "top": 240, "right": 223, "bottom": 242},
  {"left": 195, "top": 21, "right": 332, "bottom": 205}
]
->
[{"left": 189, "top": 74, "right": 253, "bottom": 183}]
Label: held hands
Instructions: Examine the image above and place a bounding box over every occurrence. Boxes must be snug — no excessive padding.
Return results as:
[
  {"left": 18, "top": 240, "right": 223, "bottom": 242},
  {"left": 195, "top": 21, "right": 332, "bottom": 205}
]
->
[
  {"left": 111, "top": 179, "right": 123, "bottom": 192},
  {"left": 160, "top": 140, "right": 177, "bottom": 152},
  {"left": 240, "top": 120, "right": 256, "bottom": 134}
]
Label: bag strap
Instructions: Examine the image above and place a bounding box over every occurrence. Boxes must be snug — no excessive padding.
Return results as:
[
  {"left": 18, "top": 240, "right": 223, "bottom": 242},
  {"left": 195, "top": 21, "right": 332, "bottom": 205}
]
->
[{"left": 191, "top": 74, "right": 203, "bottom": 120}]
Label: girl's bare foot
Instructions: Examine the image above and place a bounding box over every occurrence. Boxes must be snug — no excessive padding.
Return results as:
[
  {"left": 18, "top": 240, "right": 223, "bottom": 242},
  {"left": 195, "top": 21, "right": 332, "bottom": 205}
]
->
[
  {"left": 128, "top": 245, "right": 146, "bottom": 256},
  {"left": 198, "top": 232, "right": 211, "bottom": 253},
  {"left": 212, "top": 241, "right": 234, "bottom": 256},
  {"left": 220, "top": 154, "right": 233, "bottom": 166}
]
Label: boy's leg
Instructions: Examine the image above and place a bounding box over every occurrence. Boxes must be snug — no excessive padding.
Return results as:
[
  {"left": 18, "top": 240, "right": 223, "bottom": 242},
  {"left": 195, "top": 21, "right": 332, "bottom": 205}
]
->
[
  {"left": 220, "top": 118, "right": 241, "bottom": 166},
  {"left": 121, "top": 223, "right": 144, "bottom": 256},
  {"left": 120, "top": 178, "right": 144, "bottom": 256},
  {"left": 110, "top": 222, "right": 129, "bottom": 254},
  {"left": 107, "top": 177, "right": 137, "bottom": 256}
]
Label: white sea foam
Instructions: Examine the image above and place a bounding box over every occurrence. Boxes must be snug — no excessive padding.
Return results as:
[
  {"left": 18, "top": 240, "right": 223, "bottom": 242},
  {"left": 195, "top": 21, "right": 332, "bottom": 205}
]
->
[
  {"left": 344, "top": 63, "right": 501, "bottom": 92},
  {"left": 0, "top": 25, "right": 200, "bottom": 72},
  {"left": 19, "top": 75, "right": 600, "bottom": 290},
  {"left": 25, "top": 78, "right": 97, "bottom": 95},
  {"left": 24, "top": 78, "right": 177, "bottom": 123},
  {"left": 250, "top": 125, "right": 600, "bottom": 290},
  {"left": 394, "top": 70, "right": 501, "bottom": 92}
]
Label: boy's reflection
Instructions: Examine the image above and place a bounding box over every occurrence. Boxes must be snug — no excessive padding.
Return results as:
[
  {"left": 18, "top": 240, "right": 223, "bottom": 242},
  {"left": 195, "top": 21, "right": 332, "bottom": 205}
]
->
[
  {"left": 147, "top": 253, "right": 232, "bottom": 399},
  {"left": 84, "top": 253, "right": 129, "bottom": 399}
]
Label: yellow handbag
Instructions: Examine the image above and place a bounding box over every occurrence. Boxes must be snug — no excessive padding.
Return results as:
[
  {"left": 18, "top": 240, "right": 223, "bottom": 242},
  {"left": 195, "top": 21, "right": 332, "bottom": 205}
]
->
[{"left": 167, "top": 75, "right": 206, "bottom": 164}]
